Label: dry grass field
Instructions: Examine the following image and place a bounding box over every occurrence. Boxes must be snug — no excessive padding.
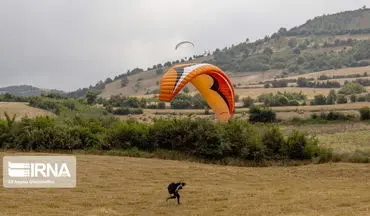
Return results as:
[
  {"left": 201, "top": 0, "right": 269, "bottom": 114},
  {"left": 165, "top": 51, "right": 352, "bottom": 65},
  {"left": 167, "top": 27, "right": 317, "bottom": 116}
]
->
[
  {"left": 0, "top": 102, "right": 54, "bottom": 120},
  {"left": 318, "top": 130, "right": 370, "bottom": 154},
  {"left": 0, "top": 152, "right": 369, "bottom": 216},
  {"left": 277, "top": 66, "right": 370, "bottom": 81},
  {"left": 281, "top": 122, "right": 370, "bottom": 136},
  {"left": 252, "top": 102, "right": 370, "bottom": 112},
  {"left": 235, "top": 87, "right": 334, "bottom": 99}
]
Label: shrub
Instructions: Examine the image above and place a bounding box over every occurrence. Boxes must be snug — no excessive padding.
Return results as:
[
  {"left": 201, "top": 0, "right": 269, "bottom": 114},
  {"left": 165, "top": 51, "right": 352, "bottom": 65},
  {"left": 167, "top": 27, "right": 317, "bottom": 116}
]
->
[
  {"left": 108, "top": 121, "right": 150, "bottom": 150},
  {"left": 282, "top": 130, "right": 320, "bottom": 160},
  {"left": 325, "top": 111, "right": 353, "bottom": 121},
  {"left": 222, "top": 120, "right": 264, "bottom": 160},
  {"left": 258, "top": 91, "right": 306, "bottom": 107},
  {"left": 357, "top": 95, "right": 367, "bottom": 102},
  {"left": 311, "top": 111, "right": 355, "bottom": 121},
  {"left": 337, "top": 95, "right": 348, "bottom": 104},
  {"left": 326, "top": 89, "right": 337, "bottom": 105},
  {"left": 10, "top": 116, "right": 72, "bottom": 150},
  {"left": 157, "top": 102, "right": 166, "bottom": 109},
  {"left": 311, "top": 94, "right": 327, "bottom": 105},
  {"left": 149, "top": 119, "right": 225, "bottom": 159},
  {"left": 146, "top": 104, "right": 157, "bottom": 109},
  {"left": 338, "top": 82, "right": 366, "bottom": 95},
  {"left": 288, "top": 100, "right": 300, "bottom": 106},
  {"left": 359, "top": 106, "right": 370, "bottom": 120},
  {"left": 262, "top": 125, "right": 285, "bottom": 158},
  {"left": 249, "top": 105, "right": 276, "bottom": 123},
  {"left": 0, "top": 113, "right": 328, "bottom": 164},
  {"left": 113, "top": 107, "right": 143, "bottom": 115},
  {"left": 242, "top": 96, "right": 254, "bottom": 107}
]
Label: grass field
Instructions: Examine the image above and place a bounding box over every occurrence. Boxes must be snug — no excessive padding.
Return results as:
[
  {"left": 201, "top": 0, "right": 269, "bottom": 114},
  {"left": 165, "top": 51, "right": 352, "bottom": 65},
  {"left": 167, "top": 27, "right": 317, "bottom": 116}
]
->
[
  {"left": 277, "top": 66, "right": 370, "bottom": 81},
  {"left": 318, "top": 130, "right": 370, "bottom": 154},
  {"left": 141, "top": 102, "right": 370, "bottom": 114},
  {"left": 236, "top": 87, "right": 334, "bottom": 99},
  {"left": 0, "top": 152, "right": 369, "bottom": 216},
  {"left": 0, "top": 102, "right": 54, "bottom": 120}
]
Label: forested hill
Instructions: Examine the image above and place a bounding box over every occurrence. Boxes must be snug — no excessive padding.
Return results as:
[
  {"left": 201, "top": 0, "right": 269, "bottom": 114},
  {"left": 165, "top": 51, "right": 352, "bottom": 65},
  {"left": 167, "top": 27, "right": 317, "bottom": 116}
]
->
[
  {"left": 0, "top": 85, "right": 65, "bottom": 97},
  {"left": 68, "top": 7, "right": 370, "bottom": 98},
  {"left": 287, "top": 7, "right": 370, "bottom": 35}
]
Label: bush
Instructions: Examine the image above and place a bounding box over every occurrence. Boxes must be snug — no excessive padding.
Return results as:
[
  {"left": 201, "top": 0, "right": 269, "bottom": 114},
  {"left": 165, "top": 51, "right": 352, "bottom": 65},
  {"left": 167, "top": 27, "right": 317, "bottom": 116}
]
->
[
  {"left": 337, "top": 95, "right": 348, "bottom": 104},
  {"left": 149, "top": 119, "right": 225, "bottom": 159},
  {"left": 0, "top": 113, "right": 331, "bottom": 164},
  {"left": 222, "top": 120, "right": 264, "bottom": 160},
  {"left": 338, "top": 82, "right": 366, "bottom": 95},
  {"left": 108, "top": 121, "right": 150, "bottom": 150},
  {"left": 325, "top": 111, "right": 354, "bottom": 121},
  {"left": 311, "top": 94, "right": 327, "bottom": 105},
  {"left": 326, "top": 90, "right": 337, "bottom": 105},
  {"left": 258, "top": 91, "right": 307, "bottom": 107},
  {"left": 113, "top": 107, "right": 143, "bottom": 115},
  {"left": 146, "top": 104, "right": 157, "bottom": 109},
  {"left": 359, "top": 106, "right": 370, "bottom": 120},
  {"left": 282, "top": 130, "right": 320, "bottom": 160},
  {"left": 310, "top": 111, "right": 355, "bottom": 121},
  {"left": 242, "top": 96, "right": 254, "bottom": 107},
  {"left": 262, "top": 125, "right": 285, "bottom": 158},
  {"left": 157, "top": 102, "right": 166, "bottom": 109},
  {"left": 249, "top": 105, "right": 276, "bottom": 123},
  {"left": 357, "top": 95, "right": 367, "bottom": 102}
]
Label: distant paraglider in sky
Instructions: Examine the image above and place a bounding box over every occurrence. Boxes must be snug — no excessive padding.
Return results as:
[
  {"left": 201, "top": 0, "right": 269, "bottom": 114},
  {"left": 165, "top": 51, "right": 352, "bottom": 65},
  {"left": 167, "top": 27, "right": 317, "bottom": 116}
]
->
[
  {"left": 158, "top": 63, "right": 235, "bottom": 122},
  {"left": 175, "top": 41, "right": 195, "bottom": 50}
]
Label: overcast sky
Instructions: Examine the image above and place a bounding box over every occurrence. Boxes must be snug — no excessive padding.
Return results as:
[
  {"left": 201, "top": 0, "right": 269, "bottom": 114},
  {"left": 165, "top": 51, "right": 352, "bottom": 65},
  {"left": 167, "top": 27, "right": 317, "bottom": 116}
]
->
[{"left": 0, "top": 0, "right": 368, "bottom": 91}]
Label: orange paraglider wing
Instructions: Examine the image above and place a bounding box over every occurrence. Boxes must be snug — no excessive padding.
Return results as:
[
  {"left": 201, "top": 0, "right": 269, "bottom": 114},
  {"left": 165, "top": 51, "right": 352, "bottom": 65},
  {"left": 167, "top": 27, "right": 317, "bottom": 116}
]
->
[{"left": 159, "top": 63, "right": 235, "bottom": 121}]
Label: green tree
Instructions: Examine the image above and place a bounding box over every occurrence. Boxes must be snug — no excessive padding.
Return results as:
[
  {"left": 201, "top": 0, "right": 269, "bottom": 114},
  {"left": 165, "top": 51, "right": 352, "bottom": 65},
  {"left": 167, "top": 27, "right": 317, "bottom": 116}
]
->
[
  {"left": 263, "top": 47, "right": 273, "bottom": 56},
  {"left": 337, "top": 94, "right": 348, "bottom": 104},
  {"left": 288, "top": 38, "right": 297, "bottom": 48},
  {"left": 157, "top": 102, "right": 166, "bottom": 109},
  {"left": 86, "top": 91, "right": 99, "bottom": 105},
  {"left": 297, "top": 56, "right": 305, "bottom": 65},
  {"left": 312, "top": 94, "right": 327, "bottom": 105},
  {"left": 242, "top": 96, "right": 254, "bottom": 108},
  {"left": 326, "top": 89, "right": 337, "bottom": 105},
  {"left": 338, "top": 82, "right": 366, "bottom": 95}
]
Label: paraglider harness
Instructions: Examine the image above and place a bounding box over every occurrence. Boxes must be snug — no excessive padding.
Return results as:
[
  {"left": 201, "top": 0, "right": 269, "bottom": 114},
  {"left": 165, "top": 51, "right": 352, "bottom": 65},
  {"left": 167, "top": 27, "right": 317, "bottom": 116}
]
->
[{"left": 166, "top": 181, "right": 186, "bottom": 204}]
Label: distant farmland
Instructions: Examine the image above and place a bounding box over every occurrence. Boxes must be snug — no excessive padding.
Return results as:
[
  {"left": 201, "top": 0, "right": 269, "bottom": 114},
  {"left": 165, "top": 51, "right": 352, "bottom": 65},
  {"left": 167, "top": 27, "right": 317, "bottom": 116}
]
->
[{"left": 0, "top": 102, "right": 54, "bottom": 120}]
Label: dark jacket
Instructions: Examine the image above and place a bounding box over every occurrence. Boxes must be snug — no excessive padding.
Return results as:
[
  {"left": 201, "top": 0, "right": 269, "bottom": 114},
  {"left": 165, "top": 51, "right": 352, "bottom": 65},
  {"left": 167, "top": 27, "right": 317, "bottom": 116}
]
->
[{"left": 167, "top": 182, "right": 184, "bottom": 194}]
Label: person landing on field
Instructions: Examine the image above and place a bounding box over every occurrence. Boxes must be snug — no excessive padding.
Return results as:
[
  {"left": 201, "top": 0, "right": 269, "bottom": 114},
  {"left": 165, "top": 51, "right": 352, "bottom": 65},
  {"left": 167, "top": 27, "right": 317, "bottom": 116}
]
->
[{"left": 166, "top": 181, "right": 186, "bottom": 204}]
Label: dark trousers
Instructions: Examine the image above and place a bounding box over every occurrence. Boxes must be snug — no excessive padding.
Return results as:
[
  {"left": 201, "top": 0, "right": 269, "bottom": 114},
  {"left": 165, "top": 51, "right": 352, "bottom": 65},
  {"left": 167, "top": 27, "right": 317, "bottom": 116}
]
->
[{"left": 167, "top": 192, "right": 181, "bottom": 204}]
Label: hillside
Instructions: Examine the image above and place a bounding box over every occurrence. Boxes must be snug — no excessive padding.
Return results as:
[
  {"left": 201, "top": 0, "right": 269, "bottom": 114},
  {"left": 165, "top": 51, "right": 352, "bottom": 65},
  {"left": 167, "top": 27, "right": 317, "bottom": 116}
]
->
[
  {"left": 0, "top": 85, "right": 65, "bottom": 97},
  {"left": 64, "top": 7, "right": 370, "bottom": 99},
  {"left": 287, "top": 7, "right": 370, "bottom": 35},
  {"left": 0, "top": 102, "right": 54, "bottom": 120}
]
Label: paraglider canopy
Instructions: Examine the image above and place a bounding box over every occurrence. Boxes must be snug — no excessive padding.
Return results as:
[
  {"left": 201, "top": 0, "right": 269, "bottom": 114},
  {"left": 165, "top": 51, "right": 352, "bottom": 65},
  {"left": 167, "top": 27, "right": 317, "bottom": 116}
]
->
[
  {"left": 158, "top": 63, "right": 235, "bottom": 122},
  {"left": 175, "top": 41, "right": 195, "bottom": 50}
]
